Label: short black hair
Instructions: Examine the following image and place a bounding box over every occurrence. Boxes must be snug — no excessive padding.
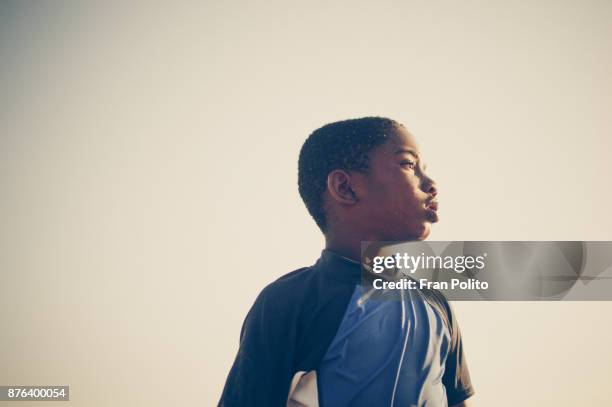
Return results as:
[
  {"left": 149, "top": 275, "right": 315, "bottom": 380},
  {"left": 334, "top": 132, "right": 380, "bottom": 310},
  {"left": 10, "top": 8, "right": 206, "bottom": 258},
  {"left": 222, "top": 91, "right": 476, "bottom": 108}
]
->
[{"left": 298, "top": 116, "right": 402, "bottom": 231}]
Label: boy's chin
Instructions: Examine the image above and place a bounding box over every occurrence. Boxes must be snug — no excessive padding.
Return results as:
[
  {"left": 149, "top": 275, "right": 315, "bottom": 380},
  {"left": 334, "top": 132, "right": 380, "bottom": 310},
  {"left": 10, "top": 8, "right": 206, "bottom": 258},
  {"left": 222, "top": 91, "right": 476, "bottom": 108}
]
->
[
  {"left": 417, "top": 224, "right": 432, "bottom": 240},
  {"left": 394, "top": 223, "right": 431, "bottom": 242}
]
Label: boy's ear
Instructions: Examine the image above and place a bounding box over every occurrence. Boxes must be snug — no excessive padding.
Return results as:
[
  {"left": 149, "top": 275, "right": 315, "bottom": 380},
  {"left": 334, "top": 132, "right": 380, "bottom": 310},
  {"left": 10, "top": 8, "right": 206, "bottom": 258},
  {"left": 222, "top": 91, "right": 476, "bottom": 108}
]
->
[{"left": 327, "top": 170, "right": 358, "bottom": 205}]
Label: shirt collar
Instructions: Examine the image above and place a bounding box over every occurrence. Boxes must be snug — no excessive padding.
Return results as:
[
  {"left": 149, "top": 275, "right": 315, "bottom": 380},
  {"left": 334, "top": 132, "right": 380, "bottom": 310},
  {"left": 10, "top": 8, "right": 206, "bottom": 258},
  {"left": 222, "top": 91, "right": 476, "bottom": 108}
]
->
[{"left": 316, "top": 249, "right": 362, "bottom": 282}]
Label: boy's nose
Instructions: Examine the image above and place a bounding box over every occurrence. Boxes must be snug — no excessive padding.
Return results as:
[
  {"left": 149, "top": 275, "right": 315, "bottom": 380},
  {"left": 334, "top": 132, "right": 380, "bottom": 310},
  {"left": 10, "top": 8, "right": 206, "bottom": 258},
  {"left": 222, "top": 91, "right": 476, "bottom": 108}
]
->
[{"left": 423, "top": 179, "right": 438, "bottom": 196}]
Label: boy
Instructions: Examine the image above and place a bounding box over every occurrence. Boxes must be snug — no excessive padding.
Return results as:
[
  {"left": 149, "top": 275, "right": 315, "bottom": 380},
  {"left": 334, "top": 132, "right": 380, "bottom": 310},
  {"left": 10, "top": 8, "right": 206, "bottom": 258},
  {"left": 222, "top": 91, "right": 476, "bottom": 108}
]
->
[{"left": 220, "top": 117, "right": 474, "bottom": 406}]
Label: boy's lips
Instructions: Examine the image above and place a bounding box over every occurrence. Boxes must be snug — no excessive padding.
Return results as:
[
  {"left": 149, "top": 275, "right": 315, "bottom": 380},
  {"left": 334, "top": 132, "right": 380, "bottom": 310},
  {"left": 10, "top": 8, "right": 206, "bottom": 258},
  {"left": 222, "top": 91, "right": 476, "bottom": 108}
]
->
[
  {"left": 425, "top": 199, "right": 439, "bottom": 222},
  {"left": 425, "top": 199, "right": 438, "bottom": 211}
]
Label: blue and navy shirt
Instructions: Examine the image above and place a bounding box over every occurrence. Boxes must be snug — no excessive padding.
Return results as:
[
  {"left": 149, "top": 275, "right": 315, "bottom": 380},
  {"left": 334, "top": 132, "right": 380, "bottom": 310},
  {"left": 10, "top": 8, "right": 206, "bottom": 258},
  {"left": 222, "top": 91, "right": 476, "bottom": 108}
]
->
[{"left": 220, "top": 250, "right": 474, "bottom": 406}]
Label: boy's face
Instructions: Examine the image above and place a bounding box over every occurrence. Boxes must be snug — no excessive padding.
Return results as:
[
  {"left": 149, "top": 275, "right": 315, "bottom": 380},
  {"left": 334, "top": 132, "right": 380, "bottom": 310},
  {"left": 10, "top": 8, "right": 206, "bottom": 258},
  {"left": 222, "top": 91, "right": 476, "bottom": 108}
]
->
[{"left": 353, "top": 126, "right": 438, "bottom": 241}]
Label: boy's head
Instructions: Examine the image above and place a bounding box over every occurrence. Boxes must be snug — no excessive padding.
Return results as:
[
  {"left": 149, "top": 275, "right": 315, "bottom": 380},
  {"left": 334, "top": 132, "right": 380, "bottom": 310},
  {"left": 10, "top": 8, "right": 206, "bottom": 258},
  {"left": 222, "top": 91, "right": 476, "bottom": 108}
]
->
[{"left": 298, "top": 117, "right": 438, "bottom": 241}]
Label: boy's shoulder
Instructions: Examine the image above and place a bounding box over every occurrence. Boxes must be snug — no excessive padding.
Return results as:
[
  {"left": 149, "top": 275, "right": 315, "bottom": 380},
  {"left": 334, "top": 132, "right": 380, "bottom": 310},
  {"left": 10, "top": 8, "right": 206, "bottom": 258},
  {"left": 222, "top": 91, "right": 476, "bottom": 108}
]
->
[
  {"left": 254, "top": 266, "right": 316, "bottom": 310},
  {"left": 253, "top": 259, "right": 355, "bottom": 323}
]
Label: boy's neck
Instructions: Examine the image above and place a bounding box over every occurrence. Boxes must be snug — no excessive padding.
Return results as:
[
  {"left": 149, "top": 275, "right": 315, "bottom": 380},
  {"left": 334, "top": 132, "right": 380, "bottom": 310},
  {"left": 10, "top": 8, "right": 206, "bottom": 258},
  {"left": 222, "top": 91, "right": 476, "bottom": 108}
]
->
[{"left": 324, "top": 228, "right": 379, "bottom": 263}]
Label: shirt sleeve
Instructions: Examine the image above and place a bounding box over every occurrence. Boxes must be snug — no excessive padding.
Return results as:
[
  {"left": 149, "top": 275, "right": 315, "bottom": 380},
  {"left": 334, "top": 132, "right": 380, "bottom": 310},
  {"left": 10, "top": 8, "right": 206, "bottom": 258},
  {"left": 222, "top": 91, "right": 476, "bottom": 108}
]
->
[
  {"left": 218, "top": 287, "right": 296, "bottom": 407},
  {"left": 441, "top": 301, "right": 475, "bottom": 405}
]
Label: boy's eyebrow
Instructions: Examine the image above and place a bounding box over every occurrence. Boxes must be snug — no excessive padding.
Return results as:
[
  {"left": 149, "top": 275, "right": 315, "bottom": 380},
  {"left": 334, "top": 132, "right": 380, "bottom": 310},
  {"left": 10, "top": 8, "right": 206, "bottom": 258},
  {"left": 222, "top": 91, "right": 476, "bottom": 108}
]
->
[{"left": 394, "top": 148, "right": 420, "bottom": 160}]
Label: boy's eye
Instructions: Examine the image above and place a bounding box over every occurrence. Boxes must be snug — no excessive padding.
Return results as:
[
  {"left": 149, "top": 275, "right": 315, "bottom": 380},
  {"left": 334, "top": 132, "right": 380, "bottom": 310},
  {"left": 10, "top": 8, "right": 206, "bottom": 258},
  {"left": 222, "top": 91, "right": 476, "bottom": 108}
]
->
[{"left": 401, "top": 160, "right": 416, "bottom": 169}]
